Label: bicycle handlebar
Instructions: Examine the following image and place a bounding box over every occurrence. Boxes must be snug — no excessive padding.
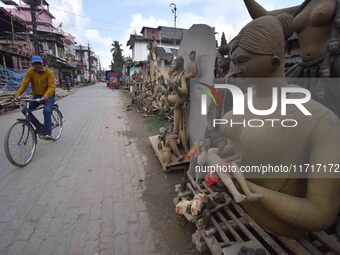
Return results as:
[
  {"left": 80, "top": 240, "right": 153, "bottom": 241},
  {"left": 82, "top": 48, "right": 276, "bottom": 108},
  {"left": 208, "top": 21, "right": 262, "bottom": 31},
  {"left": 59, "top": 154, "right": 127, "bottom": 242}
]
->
[{"left": 14, "top": 97, "right": 44, "bottom": 103}]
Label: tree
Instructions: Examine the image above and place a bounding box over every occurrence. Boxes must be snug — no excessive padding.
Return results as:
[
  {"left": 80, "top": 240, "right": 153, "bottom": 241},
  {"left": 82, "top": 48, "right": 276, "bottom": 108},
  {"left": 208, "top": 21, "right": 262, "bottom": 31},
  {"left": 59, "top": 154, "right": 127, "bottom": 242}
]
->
[
  {"left": 110, "top": 41, "right": 124, "bottom": 73},
  {"left": 220, "top": 32, "right": 227, "bottom": 47}
]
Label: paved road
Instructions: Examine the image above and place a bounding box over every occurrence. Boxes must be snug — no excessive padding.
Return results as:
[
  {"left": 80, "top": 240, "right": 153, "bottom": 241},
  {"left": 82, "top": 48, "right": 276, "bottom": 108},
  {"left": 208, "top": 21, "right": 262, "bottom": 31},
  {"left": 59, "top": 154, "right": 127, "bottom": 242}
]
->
[{"left": 0, "top": 83, "right": 158, "bottom": 255}]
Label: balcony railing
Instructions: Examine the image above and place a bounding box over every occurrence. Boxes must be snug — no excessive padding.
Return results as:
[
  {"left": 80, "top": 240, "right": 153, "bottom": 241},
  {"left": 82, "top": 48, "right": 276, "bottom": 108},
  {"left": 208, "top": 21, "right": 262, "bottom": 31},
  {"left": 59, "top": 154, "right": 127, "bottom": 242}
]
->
[{"left": 0, "top": 41, "right": 33, "bottom": 57}]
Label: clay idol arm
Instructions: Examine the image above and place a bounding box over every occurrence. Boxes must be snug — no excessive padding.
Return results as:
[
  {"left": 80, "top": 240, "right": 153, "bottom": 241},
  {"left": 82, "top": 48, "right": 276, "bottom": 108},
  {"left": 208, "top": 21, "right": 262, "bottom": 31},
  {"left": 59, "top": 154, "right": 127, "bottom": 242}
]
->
[
  {"left": 247, "top": 112, "right": 340, "bottom": 231},
  {"left": 183, "top": 50, "right": 198, "bottom": 79},
  {"left": 243, "top": 0, "right": 298, "bottom": 19},
  {"left": 247, "top": 178, "right": 339, "bottom": 231}
]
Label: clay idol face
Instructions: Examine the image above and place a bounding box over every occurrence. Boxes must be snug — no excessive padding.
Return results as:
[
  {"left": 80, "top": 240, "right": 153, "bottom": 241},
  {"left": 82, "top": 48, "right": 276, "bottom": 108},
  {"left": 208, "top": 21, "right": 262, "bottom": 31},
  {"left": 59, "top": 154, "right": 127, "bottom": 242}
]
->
[{"left": 231, "top": 46, "right": 276, "bottom": 78}]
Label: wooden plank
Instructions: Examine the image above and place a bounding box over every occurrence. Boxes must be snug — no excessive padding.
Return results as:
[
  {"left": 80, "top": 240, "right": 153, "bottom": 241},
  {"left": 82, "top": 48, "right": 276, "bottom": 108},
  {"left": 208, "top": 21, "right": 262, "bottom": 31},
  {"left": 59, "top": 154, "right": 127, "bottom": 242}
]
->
[
  {"left": 182, "top": 171, "right": 339, "bottom": 255},
  {"left": 203, "top": 235, "right": 224, "bottom": 255},
  {"left": 211, "top": 215, "right": 232, "bottom": 244},
  {"left": 222, "top": 240, "right": 270, "bottom": 255},
  {"left": 299, "top": 238, "right": 324, "bottom": 255},
  {"left": 188, "top": 171, "right": 287, "bottom": 254},
  {"left": 216, "top": 211, "right": 244, "bottom": 242},
  {"left": 310, "top": 231, "right": 340, "bottom": 254},
  {"left": 278, "top": 236, "right": 311, "bottom": 255},
  {"left": 240, "top": 214, "right": 289, "bottom": 254}
]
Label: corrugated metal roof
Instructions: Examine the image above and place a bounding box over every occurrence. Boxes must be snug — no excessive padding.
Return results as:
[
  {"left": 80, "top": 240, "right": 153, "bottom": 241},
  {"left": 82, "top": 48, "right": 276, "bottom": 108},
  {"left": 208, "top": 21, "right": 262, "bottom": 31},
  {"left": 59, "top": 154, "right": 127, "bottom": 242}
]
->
[
  {"left": 1, "top": 0, "right": 18, "bottom": 6},
  {"left": 158, "top": 26, "right": 185, "bottom": 40}
]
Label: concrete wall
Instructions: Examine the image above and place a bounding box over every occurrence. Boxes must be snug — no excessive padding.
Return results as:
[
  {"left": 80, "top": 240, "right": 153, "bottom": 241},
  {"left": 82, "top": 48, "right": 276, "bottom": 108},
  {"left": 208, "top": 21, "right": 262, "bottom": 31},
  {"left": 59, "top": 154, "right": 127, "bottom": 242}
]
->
[
  {"left": 178, "top": 24, "right": 216, "bottom": 146},
  {"left": 143, "top": 28, "right": 160, "bottom": 40},
  {"left": 132, "top": 42, "right": 148, "bottom": 62}
]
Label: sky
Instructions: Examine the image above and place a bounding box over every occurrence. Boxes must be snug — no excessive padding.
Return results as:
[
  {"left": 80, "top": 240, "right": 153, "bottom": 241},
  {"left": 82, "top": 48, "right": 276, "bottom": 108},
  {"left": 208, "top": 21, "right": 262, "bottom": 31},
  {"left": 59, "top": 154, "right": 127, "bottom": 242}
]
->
[{"left": 2, "top": 0, "right": 302, "bottom": 69}]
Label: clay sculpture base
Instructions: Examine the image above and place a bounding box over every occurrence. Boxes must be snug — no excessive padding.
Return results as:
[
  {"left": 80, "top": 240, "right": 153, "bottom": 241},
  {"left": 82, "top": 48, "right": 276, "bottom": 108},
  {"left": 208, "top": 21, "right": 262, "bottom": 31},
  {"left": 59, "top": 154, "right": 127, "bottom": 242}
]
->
[
  {"left": 174, "top": 171, "right": 340, "bottom": 255},
  {"left": 149, "top": 135, "right": 189, "bottom": 172}
]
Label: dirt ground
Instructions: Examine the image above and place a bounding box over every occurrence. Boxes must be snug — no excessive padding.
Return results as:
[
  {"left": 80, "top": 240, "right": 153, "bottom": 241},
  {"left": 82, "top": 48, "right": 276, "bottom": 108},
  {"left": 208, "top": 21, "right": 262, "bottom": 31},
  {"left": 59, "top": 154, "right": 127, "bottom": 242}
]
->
[{"left": 120, "top": 92, "right": 208, "bottom": 255}]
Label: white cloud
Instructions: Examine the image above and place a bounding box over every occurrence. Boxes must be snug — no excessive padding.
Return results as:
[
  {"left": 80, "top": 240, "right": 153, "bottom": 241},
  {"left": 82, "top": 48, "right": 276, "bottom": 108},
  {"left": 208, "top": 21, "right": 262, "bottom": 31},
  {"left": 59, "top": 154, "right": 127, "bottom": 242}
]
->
[
  {"left": 120, "top": 0, "right": 255, "bottom": 58},
  {"left": 2, "top": 0, "right": 301, "bottom": 69},
  {"left": 178, "top": 0, "right": 252, "bottom": 43},
  {"left": 120, "top": 0, "right": 300, "bottom": 53},
  {"left": 123, "top": 0, "right": 205, "bottom": 7},
  {"left": 122, "top": 13, "right": 169, "bottom": 57},
  {"left": 84, "top": 29, "right": 113, "bottom": 66},
  {"left": 47, "top": 0, "right": 112, "bottom": 68},
  {"left": 121, "top": 10, "right": 243, "bottom": 58}
]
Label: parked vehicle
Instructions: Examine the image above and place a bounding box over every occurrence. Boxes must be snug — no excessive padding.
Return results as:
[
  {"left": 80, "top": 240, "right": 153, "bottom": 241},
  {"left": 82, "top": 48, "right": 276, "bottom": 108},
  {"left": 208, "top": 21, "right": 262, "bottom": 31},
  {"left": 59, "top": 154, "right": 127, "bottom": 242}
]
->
[
  {"left": 105, "top": 71, "right": 121, "bottom": 89},
  {"left": 107, "top": 77, "right": 120, "bottom": 89}
]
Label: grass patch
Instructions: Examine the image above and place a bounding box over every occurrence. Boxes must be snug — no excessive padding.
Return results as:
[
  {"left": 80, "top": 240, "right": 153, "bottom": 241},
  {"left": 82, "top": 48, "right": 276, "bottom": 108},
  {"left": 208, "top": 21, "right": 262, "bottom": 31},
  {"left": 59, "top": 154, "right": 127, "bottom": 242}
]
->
[
  {"left": 144, "top": 112, "right": 171, "bottom": 135},
  {"left": 120, "top": 88, "right": 131, "bottom": 97}
]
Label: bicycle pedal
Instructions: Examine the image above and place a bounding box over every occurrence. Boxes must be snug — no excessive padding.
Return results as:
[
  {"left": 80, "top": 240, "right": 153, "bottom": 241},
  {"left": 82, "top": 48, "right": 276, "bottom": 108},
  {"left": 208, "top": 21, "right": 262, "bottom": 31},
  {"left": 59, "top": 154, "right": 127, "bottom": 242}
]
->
[{"left": 43, "top": 135, "right": 52, "bottom": 140}]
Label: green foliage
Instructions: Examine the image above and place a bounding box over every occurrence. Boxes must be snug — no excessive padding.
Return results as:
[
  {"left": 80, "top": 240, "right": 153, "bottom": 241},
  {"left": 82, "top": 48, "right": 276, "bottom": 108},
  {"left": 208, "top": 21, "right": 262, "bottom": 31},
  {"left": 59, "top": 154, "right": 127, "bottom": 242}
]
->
[
  {"left": 110, "top": 41, "right": 124, "bottom": 73},
  {"left": 221, "top": 32, "right": 227, "bottom": 46},
  {"left": 120, "top": 88, "right": 131, "bottom": 97},
  {"left": 144, "top": 113, "right": 171, "bottom": 135}
]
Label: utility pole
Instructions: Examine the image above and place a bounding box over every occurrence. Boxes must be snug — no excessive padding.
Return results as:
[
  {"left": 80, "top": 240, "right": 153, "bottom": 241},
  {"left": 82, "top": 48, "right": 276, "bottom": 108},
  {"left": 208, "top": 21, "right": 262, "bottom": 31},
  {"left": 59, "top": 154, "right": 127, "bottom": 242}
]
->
[
  {"left": 170, "top": 3, "right": 177, "bottom": 58},
  {"left": 10, "top": 16, "right": 14, "bottom": 41},
  {"left": 88, "top": 41, "right": 92, "bottom": 82},
  {"left": 98, "top": 59, "right": 101, "bottom": 80},
  {"left": 24, "top": 0, "right": 40, "bottom": 54},
  {"left": 80, "top": 45, "right": 84, "bottom": 75}
]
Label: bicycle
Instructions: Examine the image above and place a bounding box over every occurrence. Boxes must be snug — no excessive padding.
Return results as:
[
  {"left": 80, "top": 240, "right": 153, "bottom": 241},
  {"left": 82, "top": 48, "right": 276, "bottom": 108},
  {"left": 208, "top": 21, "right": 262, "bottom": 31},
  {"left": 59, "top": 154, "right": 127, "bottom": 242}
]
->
[{"left": 4, "top": 97, "right": 63, "bottom": 167}]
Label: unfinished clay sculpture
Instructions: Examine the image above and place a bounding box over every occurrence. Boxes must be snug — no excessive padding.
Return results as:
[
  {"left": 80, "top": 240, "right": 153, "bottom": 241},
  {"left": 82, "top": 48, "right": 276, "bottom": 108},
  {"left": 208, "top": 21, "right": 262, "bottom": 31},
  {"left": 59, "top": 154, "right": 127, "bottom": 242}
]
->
[
  {"left": 205, "top": 14, "right": 340, "bottom": 238},
  {"left": 166, "top": 50, "right": 198, "bottom": 134},
  {"left": 243, "top": 0, "right": 340, "bottom": 118},
  {"left": 147, "top": 38, "right": 159, "bottom": 86},
  {"left": 198, "top": 140, "right": 262, "bottom": 203}
]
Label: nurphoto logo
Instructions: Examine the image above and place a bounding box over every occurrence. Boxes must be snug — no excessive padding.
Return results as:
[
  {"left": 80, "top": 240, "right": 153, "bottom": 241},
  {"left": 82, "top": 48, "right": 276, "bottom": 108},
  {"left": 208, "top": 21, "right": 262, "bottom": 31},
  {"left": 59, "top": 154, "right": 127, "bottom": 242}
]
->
[
  {"left": 199, "top": 82, "right": 222, "bottom": 114},
  {"left": 200, "top": 84, "right": 312, "bottom": 128}
]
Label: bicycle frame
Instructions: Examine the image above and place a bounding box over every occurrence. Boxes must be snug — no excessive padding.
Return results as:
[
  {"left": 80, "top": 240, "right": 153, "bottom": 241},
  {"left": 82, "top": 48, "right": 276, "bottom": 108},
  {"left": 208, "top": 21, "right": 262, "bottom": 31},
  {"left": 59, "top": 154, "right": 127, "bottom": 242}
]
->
[
  {"left": 19, "top": 98, "right": 45, "bottom": 119},
  {"left": 15, "top": 97, "right": 62, "bottom": 135},
  {"left": 15, "top": 118, "right": 35, "bottom": 143}
]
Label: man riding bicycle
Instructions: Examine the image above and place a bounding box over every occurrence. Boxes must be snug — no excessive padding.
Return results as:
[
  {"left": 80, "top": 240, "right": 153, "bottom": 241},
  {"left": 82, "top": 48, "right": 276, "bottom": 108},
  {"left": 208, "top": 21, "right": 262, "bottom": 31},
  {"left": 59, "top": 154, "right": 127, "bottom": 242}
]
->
[{"left": 15, "top": 55, "right": 56, "bottom": 140}]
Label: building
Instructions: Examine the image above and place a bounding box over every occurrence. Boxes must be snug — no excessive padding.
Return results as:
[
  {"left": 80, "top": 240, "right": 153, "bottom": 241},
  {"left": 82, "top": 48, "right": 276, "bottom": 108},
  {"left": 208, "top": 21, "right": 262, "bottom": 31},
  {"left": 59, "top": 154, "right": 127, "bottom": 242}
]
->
[
  {"left": 0, "top": 0, "right": 100, "bottom": 88},
  {"left": 126, "top": 26, "right": 187, "bottom": 81},
  {"left": 2, "top": 0, "right": 77, "bottom": 84},
  {"left": 0, "top": 6, "right": 31, "bottom": 70},
  {"left": 0, "top": 5, "right": 31, "bottom": 89},
  {"left": 90, "top": 53, "right": 99, "bottom": 81},
  {"left": 127, "top": 26, "right": 185, "bottom": 62},
  {"left": 75, "top": 45, "right": 98, "bottom": 83}
]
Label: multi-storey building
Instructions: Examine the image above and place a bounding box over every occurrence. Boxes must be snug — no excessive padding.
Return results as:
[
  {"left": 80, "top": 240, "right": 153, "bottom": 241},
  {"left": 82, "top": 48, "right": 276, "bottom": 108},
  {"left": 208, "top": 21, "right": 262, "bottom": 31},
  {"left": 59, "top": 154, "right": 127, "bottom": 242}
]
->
[
  {"left": 75, "top": 45, "right": 98, "bottom": 83},
  {"left": 126, "top": 26, "right": 187, "bottom": 82},
  {"left": 0, "top": 0, "right": 100, "bottom": 87}
]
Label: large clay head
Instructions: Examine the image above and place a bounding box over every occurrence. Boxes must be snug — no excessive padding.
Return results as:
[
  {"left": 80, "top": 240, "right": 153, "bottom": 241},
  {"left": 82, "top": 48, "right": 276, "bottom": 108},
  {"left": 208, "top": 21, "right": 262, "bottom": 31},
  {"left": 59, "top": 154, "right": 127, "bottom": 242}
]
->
[{"left": 230, "top": 14, "right": 293, "bottom": 78}]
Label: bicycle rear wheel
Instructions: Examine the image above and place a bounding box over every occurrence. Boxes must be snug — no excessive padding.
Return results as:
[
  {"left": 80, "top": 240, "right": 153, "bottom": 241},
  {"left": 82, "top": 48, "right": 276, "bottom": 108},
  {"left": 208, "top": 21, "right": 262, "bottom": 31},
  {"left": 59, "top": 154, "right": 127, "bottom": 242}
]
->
[
  {"left": 4, "top": 120, "right": 37, "bottom": 167},
  {"left": 51, "top": 108, "right": 63, "bottom": 141}
]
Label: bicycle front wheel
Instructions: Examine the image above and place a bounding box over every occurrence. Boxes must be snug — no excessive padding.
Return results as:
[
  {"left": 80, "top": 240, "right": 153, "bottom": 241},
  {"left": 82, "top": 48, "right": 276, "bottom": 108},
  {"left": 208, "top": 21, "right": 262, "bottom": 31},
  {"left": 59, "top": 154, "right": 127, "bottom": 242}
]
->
[
  {"left": 51, "top": 108, "right": 63, "bottom": 141},
  {"left": 4, "top": 120, "right": 37, "bottom": 167}
]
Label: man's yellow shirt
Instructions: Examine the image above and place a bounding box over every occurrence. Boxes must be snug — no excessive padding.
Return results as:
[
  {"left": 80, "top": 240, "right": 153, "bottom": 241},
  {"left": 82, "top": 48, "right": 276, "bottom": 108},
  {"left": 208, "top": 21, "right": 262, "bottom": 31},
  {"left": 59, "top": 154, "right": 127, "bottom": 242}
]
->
[{"left": 16, "top": 67, "right": 56, "bottom": 98}]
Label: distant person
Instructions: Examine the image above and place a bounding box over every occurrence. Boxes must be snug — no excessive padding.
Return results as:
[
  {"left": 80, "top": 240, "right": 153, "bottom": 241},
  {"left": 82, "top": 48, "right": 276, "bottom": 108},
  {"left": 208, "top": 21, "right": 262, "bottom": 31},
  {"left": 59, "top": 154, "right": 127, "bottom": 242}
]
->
[
  {"left": 15, "top": 55, "right": 56, "bottom": 140},
  {"left": 65, "top": 75, "right": 71, "bottom": 91}
]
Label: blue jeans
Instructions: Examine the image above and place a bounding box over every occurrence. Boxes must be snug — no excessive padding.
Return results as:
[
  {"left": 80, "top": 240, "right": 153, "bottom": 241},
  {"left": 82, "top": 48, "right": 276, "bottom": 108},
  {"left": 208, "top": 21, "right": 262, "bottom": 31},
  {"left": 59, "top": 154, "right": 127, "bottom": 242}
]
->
[{"left": 26, "top": 95, "right": 55, "bottom": 135}]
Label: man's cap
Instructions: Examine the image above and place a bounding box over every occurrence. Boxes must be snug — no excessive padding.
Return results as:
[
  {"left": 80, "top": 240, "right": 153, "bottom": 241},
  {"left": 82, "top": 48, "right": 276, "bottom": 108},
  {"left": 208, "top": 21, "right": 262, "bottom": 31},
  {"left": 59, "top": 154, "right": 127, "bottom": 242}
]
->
[{"left": 31, "top": 55, "right": 43, "bottom": 63}]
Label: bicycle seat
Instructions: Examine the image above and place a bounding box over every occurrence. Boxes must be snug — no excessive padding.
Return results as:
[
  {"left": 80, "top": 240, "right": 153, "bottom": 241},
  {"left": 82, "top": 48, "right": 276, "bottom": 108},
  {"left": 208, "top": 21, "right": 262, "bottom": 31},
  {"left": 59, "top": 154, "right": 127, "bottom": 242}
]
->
[{"left": 53, "top": 103, "right": 59, "bottom": 108}]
